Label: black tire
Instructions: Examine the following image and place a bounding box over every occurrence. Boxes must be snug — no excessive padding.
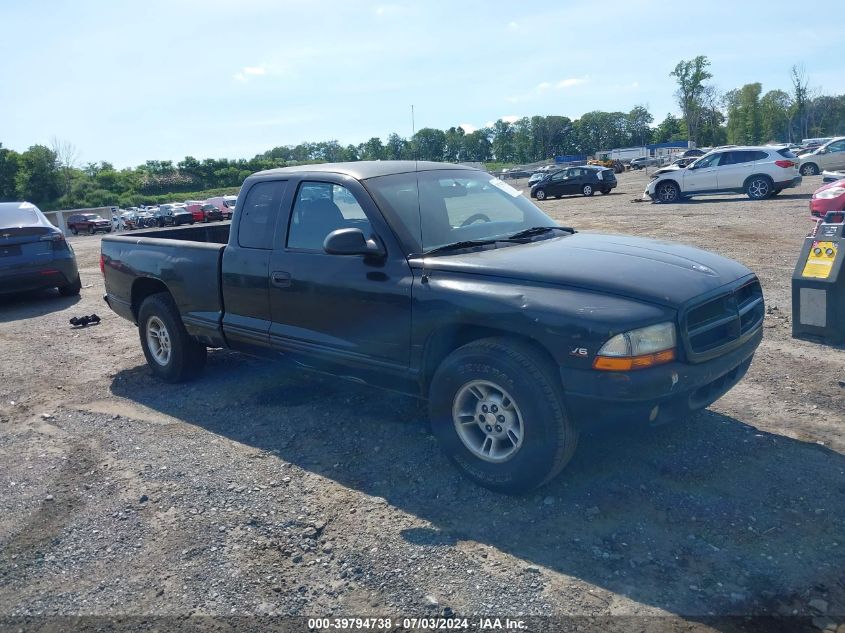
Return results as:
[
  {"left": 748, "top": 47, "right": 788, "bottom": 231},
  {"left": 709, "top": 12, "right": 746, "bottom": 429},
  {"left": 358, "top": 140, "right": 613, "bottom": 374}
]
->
[
  {"left": 428, "top": 337, "right": 578, "bottom": 494},
  {"left": 534, "top": 188, "right": 546, "bottom": 201},
  {"left": 800, "top": 163, "right": 819, "bottom": 176},
  {"left": 88, "top": 225, "right": 95, "bottom": 235},
  {"left": 771, "top": 189, "right": 782, "bottom": 196},
  {"left": 600, "top": 188, "right": 611, "bottom": 195},
  {"left": 71, "top": 226, "right": 78, "bottom": 235},
  {"left": 58, "top": 275, "right": 81, "bottom": 297},
  {"left": 582, "top": 184, "right": 594, "bottom": 197},
  {"left": 655, "top": 180, "right": 681, "bottom": 203},
  {"left": 138, "top": 292, "right": 207, "bottom": 383},
  {"left": 745, "top": 175, "right": 773, "bottom": 200}
]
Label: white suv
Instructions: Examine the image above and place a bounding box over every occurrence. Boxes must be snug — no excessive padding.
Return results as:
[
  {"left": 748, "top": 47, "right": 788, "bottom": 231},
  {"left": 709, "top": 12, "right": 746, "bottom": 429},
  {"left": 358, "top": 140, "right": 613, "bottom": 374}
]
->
[{"left": 645, "top": 146, "right": 802, "bottom": 202}]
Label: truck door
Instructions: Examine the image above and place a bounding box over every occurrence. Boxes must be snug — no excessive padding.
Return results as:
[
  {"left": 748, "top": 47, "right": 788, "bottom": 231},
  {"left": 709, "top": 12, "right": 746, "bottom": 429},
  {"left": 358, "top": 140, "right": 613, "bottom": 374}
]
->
[
  {"left": 267, "top": 176, "right": 413, "bottom": 371},
  {"left": 221, "top": 179, "right": 287, "bottom": 353}
]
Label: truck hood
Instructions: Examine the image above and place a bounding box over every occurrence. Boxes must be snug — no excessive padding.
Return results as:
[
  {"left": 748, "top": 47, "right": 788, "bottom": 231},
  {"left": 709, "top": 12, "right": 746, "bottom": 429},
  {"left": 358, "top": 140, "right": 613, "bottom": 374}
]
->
[{"left": 418, "top": 233, "right": 753, "bottom": 307}]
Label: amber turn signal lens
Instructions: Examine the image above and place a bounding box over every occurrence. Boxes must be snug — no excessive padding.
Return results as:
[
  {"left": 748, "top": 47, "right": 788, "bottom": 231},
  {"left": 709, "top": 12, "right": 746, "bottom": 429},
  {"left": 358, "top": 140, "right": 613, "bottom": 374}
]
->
[{"left": 593, "top": 349, "right": 675, "bottom": 371}]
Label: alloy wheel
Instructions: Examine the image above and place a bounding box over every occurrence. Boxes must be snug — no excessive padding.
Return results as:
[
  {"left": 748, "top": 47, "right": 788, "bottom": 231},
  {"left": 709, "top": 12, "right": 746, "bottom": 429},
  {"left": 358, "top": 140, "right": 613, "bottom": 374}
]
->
[
  {"left": 146, "top": 316, "right": 172, "bottom": 366},
  {"left": 452, "top": 379, "right": 524, "bottom": 463}
]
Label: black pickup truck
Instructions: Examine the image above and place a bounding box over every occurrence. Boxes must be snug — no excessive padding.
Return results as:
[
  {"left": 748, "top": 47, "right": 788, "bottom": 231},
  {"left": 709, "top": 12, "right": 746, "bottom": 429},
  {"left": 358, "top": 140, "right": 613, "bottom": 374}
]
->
[{"left": 102, "top": 161, "right": 764, "bottom": 493}]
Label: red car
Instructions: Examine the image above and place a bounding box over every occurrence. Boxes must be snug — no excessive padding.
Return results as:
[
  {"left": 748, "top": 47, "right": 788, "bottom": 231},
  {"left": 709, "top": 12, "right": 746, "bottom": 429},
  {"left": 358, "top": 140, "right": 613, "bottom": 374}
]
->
[
  {"left": 810, "top": 178, "right": 845, "bottom": 219},
  {"left": 186, "top": 203, "right": 224, "bottom": 223}
]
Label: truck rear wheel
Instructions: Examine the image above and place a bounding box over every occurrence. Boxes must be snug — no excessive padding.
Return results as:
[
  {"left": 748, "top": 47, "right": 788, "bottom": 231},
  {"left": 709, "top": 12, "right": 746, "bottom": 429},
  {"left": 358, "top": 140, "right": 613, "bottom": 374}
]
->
[
  {"left": 138, "top": 292, "right": 206, "bottom": 383},
  {"left": 428, "top": 337, "right": 577, "bottom": 494}
]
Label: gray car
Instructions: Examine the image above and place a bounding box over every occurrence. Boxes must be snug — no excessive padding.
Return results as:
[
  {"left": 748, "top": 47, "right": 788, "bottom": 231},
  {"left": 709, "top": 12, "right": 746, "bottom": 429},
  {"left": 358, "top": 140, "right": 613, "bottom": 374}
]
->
[{"left": 0, "top": 201, "right": 81, "bottom": 296}]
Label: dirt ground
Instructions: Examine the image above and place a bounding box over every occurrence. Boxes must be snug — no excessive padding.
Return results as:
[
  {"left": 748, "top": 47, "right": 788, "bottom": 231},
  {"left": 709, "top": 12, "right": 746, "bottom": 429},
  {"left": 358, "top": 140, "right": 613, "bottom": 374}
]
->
[{"left": 1, "top": 169, "right": 844, "bottom": 631}]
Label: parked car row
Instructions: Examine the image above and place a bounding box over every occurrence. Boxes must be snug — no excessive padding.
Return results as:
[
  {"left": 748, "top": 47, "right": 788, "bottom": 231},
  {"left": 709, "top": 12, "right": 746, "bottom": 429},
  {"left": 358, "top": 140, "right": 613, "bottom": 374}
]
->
[{"left": 108, "top": 195, "right": 238, "bottom": 233}]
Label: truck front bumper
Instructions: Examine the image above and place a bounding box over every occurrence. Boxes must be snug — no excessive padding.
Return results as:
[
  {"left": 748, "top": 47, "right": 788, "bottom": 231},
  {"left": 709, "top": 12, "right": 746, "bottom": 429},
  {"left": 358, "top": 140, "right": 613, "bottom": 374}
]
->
[{"left": 562, "top": 327, "right": 762, "bottom": 426}]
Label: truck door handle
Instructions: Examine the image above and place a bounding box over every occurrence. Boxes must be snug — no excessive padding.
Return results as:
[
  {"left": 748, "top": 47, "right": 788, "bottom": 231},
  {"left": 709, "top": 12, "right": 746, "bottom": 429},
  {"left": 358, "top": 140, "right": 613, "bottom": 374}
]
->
[{"left": 271, "top": 271, "right": 291, "bottom": 288}]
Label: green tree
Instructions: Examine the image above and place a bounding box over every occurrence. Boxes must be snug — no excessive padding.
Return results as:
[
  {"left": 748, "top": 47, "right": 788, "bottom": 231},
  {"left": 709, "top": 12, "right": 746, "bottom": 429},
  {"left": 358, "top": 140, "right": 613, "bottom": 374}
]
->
[
  {"left": 809, "top": 95, "right": 845, "bottom": 137},
  {"left": 360, "top": 137, "right": 385, "bottom": 161},
  {"left": 626, "top": 105, "right": 654, "bottom": 146},
  {"left": 0, "top": 144, "right": 20, "bottom": 201},
  {"left": 654, "top": 113, "right": 684, "bottom": 143},
  {"left": 760, "top": 89, "right": 792, "bottom": 142},
  {"left": 511, "top": 118, "right": 533, "bottom": 163},
  {"left": 384, "top": 133, "right": 407, "bottom": 160},
  {"left": 670, "top": 55, "right": 712, "bottom": 143},
  {"left": 789, "top": 65, "right": 810, "bottom": 141},
  {"left": 413, "top": 127, "right": 446, "bottom": 161},
  {"left": 15, "top": 145, "right": 61, "bottom": 207},
  {"left": 725, "top": 83, "right": 763, "bottom": 145},
  {"left": 491, "top": 120, "right": 515, "bottom": 162},
  {"left": 462, "top": 129, "right": 492, "bottom": 161},
  {"left": 443, "top": 127, "right": 466, "bottom": 162}
]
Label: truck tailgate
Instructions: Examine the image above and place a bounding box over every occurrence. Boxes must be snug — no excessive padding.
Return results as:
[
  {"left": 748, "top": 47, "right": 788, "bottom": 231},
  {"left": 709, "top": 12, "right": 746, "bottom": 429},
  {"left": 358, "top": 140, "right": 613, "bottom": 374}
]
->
[{"left": 101, "top": 234, "right": 226, "bottom": 346}]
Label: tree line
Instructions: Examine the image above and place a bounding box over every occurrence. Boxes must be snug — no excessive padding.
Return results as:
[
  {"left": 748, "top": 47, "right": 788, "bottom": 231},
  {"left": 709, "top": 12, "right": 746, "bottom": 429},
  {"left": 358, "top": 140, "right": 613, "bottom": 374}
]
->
[{"left": 1, "top": 57, "right": 843, "bottom": 211}]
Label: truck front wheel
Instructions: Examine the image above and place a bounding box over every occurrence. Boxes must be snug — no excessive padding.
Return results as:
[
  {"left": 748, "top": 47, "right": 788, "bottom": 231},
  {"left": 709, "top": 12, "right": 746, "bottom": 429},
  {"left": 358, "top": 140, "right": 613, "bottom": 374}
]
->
[
  {"left": 138, "top": 292, "right": 206, "bottom": 383},
  {"left": 428, "top": 338, "right": 578, "bottom": 494}
]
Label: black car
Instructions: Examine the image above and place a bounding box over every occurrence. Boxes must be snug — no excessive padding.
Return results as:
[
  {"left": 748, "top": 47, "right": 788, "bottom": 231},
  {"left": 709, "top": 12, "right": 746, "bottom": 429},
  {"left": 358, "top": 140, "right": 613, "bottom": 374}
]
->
[
  {"left": 530, "top": 165, "right": 616, "bottom": 200},
  {"left": 154, "top": 206, "right": 194, "bottom": 227},
  {"left": 1, "top": 201, "right": 81, "bottom": 296}
]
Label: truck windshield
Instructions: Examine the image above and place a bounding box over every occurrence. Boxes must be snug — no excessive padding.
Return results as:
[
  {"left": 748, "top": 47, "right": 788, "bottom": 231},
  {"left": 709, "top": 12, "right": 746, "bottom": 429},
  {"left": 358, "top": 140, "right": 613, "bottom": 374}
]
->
[{"left": 365, "top": 169, "right": 559, "bottom": 253}]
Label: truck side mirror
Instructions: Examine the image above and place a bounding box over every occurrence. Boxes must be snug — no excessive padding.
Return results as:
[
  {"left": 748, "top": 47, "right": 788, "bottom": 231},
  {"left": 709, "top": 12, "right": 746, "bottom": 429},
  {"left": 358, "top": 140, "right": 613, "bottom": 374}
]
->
[{"left": 323, "top": 228, "right": 385, "bottom": 257}]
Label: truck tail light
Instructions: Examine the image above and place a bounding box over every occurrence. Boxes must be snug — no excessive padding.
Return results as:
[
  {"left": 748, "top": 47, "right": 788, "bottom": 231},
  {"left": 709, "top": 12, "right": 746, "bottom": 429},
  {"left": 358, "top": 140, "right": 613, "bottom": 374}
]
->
[
  {"left": 775, "top": 160, "right": 795, "bottom": 168},
  {"left": 100, "top": 254, "right": 105, "bottom": 275}
]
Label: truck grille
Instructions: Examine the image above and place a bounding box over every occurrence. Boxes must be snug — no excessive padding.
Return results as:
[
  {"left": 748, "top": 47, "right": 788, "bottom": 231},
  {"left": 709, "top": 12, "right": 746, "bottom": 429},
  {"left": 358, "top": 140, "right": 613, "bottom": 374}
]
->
[{"left": 682, "top": 279, "right": 764, "bottom": 362}]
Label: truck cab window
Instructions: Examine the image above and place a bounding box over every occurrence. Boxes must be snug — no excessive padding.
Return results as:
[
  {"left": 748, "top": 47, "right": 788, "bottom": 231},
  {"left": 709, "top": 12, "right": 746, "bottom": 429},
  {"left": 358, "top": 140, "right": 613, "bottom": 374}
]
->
[
  {"left": 287, "top": 182, "right": 372, "bottom": 251},
  {"left": 238, "top": 180, "right": 284, "bottom": 249}
]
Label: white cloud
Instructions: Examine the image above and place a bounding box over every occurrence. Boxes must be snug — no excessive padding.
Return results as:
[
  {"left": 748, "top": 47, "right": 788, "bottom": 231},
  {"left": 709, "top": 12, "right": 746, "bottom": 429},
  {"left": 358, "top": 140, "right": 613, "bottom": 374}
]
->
[
  {"left": 484, "top": 121, "right": 494, "bottom": 129},
  {"left": 501, "top": 115, "right": 519, "bottom": 124},
  {"left": 233, "top": 65, "right": 268, "bottom": 83},
  {"left": 458, "top": 122, "right": 477, "bottom": 133},
  {"left": 556, "top": 77, "right": 586, "bottom": 89},
  {"left": 506, "top": 21, "right": 519, "bottom": 31},
  {"left": 508, "top": 77, "right": 588, "bottom": 102},
  {"left": 374, "top": 4, "right": 406, "bottom": 16}
]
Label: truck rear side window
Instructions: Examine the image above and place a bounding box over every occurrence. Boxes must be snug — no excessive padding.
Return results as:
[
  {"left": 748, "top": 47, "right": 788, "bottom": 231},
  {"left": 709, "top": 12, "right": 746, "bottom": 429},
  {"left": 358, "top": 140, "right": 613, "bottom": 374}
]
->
[{"left": 238, "top": 180, "right": 285, "bottom": 249}]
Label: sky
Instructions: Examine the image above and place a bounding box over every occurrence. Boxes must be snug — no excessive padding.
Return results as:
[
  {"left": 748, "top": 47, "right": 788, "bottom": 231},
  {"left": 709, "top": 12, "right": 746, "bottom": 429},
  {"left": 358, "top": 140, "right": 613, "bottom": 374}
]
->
[{"left": 1, "top": 0, "right": 841, "bottom": 168}]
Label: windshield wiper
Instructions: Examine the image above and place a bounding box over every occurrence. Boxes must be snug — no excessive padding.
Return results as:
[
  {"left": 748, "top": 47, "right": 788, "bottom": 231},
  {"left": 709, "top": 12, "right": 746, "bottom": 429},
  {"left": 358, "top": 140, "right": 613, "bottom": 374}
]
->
[
  {"left": 421, "top": 238, "right": 515, "bottom": 257},
  {"left": 508, "top": 225, "right": 575, "bottom": 240}
]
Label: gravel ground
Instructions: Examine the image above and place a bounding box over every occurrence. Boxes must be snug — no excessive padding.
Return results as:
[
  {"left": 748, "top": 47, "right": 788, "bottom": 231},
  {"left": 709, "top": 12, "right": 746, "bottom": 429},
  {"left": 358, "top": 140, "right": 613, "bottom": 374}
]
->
[{"left": 0, "top": 169, "right": 844, "bottom": 631}]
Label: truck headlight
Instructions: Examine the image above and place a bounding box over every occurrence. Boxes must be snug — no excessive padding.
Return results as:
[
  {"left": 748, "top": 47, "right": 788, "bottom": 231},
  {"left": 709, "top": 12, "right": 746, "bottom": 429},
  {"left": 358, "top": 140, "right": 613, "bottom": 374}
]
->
[{"left": 593, "top": 322, "right": 677, "bottom": 371}]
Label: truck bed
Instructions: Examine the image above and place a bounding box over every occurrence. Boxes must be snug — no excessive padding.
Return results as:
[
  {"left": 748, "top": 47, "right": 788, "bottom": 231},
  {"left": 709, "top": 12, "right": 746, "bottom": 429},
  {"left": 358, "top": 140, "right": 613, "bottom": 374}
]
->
[{"left": 101, "top": 223, "right": 230, "bottom": 346}]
